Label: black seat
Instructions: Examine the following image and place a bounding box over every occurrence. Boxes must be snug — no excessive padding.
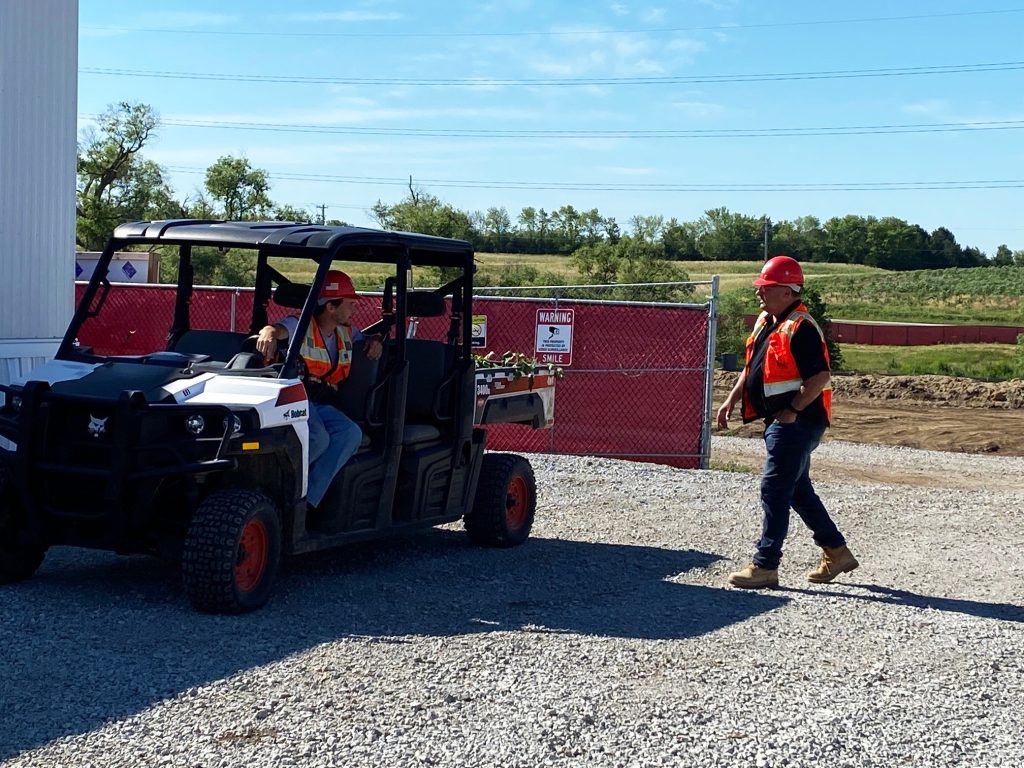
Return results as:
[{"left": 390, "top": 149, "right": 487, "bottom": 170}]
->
[
  {"left": 171, "top": 330, "right": 248, "bottom": 362},
  {"left": 333, "top": 339, "right": 381, "bottom": 425},
  {"left": 401, "top": 338, "right": 454, "bottom": 444}
]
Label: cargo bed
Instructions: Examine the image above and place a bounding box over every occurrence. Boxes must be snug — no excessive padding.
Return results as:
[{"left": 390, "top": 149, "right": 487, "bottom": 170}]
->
[{"left": 474, "top": 366, "right": 556, "bottom": 429}]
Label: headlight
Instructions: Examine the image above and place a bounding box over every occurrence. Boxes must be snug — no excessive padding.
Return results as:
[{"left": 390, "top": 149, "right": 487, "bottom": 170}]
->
[
  {"left": 185, "top": 414, "right": 206, "bottom": 435},
  {"left": 223, "top": 414, "right": 243, "bottom": 435},
  {"left": 9, "top": 396, "right": 21, "bottom": 413}
]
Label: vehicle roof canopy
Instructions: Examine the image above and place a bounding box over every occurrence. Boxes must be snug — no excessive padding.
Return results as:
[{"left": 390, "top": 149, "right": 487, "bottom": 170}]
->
[{"left": 110, "top": 220, "right": 474, "bottom": 268}]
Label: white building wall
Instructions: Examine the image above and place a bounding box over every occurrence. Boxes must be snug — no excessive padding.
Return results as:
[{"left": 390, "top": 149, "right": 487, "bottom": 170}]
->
[{"left": 0, "top": 0, "right": 79, "bottom": 386}]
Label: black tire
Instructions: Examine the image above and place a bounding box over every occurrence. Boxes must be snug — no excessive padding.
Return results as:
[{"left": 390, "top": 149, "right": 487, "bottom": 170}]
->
[
  {"left": 465, "top": 453, "right": 536, "bottom": 547},
  {"left": 182, "top": 489, "right": 281, "bottom": 613},
  {"left": 0, "top": 465, "right": 46, "bottom": 584}
]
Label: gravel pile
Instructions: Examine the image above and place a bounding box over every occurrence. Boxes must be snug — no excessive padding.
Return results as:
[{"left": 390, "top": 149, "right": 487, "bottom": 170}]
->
[{"left": 2, "top": 438, "right": 1022, "bottom": 767}]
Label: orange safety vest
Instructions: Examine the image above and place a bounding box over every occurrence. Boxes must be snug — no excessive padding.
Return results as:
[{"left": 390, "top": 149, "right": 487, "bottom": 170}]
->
[
  {"left": 742, "top": 303, "right": 832, "bottom": 423},
  {"left": 301, "top": 321, "right": 353, "bottom": 387}
]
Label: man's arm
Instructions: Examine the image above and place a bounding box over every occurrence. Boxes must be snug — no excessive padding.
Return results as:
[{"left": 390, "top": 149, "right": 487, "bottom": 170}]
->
[
  {"left": 716, "top": 368, "right": 747, "bottom": 430},
  {"left": 256, "top": 322, "right": 288, "bottom": 361},
  {"left": 773, "top": 369, "right": 830, "bottom": 423},
  {"left": 352, "top": 327, "right": 384, "bottom": 361}
]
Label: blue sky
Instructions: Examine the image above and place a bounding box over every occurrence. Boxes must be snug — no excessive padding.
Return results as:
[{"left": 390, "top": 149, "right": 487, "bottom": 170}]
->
[{"left": 78, "top": 1, "right": 1024, "bottom": 255}]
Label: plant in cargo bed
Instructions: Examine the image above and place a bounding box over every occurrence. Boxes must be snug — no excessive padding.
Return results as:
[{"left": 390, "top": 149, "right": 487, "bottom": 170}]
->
[{"left": 473, "top": 351, "right": 564, "bottom": 388}]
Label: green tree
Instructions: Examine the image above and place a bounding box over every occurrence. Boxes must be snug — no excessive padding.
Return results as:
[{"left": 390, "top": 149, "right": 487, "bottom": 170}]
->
[
  {"left": 571, "top": 237, "right": 691, "bottom": 301},
  {"left": 821, "top": 215, "right": 871, "bottom": 264},
  {"left": 866, "top": 217, "right": 930, "bottom": 270},
  {"left": 928, "top": 227, "right": 964, "bottom": 268},
  {"left": 479, "top": 206, "right": 513, "bottom": 251},
  {"left": 661, "top": 218, "right": 701, "bottom": 261},
  {"left": 800, "top": 285, "right": 843, "bottom": 370},
  {"left": 715, "top": 289, "right": 758, "bottom": 358},
  {"left": 371, "top": 189, "right": 476, "bottom": 241},
  {"left": 992, "top": 244, "right": 1015, "bottom": 267},
  {"left": 629, "top": 214, "right": 665, "bottom": 244},
  {"left": 695, "top": 207, "right": 763, "bottom": 261},
  {"left": 550, "top": 204, "right": 584, "bottom": 253},
  {"left": 272, "top": 204, "right": 312, "bottom": 223},
  {"left": 771, "top": 216, "right": 823, "bottom": 262},
  {"left": 76, "top": 101, "right": 182, "bottom": 249},
  {"left": 204, "top": 156, "right": 272, "bottom": 220}
]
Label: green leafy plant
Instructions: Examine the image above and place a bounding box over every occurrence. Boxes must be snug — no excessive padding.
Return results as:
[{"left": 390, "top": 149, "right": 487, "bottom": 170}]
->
[{"left": 473, "top": 350, "right": 564, "bottom": 387}]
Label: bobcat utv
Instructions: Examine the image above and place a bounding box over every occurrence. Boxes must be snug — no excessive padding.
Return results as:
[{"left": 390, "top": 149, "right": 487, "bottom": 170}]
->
[{"left": 0, "top": 220, "right": 556, "bottom": 612}]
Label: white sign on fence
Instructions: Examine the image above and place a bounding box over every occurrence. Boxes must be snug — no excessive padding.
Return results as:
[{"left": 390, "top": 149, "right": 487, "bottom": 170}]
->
[{"left": 535, "top": 308, "right": 574, "bottom": 366}]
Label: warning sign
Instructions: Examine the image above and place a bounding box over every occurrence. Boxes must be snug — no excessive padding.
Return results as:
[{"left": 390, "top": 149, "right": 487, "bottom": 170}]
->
[
  {"left": 471, "top": 314, "right": 487, "bottom": 348},
  {"left": 535, "top": 308, "right": 574, "bottom": 366}
]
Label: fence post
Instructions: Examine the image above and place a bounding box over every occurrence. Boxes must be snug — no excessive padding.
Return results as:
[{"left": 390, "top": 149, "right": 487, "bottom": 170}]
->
[
  {"left": 548, "top": 287, "right": 561, "bottom": 455},
  {"left": 230, "top": 289, "right": 238, "bottom": 332},
  {"left": 699, "top": 276, "right": 720, "bottom": 469}
]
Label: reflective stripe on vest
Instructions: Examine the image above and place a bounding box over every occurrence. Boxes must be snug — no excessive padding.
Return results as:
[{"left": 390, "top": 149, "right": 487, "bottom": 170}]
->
[
  {"left": 743, "top": 305, "right": 832, "bottom": 422},
  {"left": 302, "top": 322, "right": 353, "bottom": 386}
]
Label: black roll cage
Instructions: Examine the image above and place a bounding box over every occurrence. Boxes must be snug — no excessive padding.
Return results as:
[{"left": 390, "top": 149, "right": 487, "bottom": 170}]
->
[{"left": 60, "top": 220, "right": 477, "bottom": 372}]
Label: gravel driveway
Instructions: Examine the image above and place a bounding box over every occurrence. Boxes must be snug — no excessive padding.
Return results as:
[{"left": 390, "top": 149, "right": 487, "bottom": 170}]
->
[{"left": 2, "top": 437, "right": 1021, "bottom": 767}]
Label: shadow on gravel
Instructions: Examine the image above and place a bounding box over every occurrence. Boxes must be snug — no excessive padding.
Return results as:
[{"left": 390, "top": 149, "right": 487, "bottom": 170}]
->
[
  {"left": 0, "top": 530, "right": 788, "bottom": 758},
  {"left": 782, "top": 583, "right": 1023, "bottom": 622}
]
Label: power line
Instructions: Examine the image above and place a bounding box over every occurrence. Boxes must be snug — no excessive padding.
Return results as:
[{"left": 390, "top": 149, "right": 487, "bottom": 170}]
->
[
  {"left": 88, "top": 114, "right": 1024, "bottom": 140},
  {"left": 80, "top": 8, "right": 1024, "bottom": 39},
  {"left": 162, "top": 165, "right": 1024, "bottom": 192},
  {"left": 78, "top": 60, "right": 1024, "bottom": 87}
]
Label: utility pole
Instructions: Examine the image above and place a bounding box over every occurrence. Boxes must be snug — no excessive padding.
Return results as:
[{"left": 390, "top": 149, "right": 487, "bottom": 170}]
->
[
  {"left": 763, "top": 217, "right": 771, "bottom": 260},
  {"left": 316, "top": 204, "right": 327, "bottom": 225}
]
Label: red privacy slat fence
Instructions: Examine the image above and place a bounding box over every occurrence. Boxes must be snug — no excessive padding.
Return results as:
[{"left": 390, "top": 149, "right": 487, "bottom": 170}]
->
[{"left": 73, "top": 282, "right": 717, "bottom": 468}]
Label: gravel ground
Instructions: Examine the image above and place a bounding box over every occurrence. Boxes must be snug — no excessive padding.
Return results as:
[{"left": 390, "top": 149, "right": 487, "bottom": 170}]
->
[{"left": 2, "top": 437, "right": 1022, "bottom": 768}]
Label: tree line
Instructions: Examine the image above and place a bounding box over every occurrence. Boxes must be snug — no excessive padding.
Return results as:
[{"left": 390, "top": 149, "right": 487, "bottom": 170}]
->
[{"left": 77, "top": 102, "right": 1024, "bottom": 275}]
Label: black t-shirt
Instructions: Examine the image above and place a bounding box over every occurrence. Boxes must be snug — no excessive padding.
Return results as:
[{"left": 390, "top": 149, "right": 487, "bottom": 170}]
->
[{"left": 744, "top": 303, "right": 830, "bottom": 426}]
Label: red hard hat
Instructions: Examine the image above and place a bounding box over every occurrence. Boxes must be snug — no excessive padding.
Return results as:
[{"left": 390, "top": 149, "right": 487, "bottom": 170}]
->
[
  {"left": 320, "top": 270, "right": 358, "bottom": 302},
  {"left": 753, "top": 255, "right": 804, "bottom": 288}
]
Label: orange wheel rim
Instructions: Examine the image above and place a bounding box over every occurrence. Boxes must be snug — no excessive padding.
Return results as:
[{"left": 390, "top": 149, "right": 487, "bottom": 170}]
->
[
  {"left": 235, "top": 518, "right": 269, "bottom": 593},
  {"left": 505, "top": 475, "right": 530, "bottom": 530}
]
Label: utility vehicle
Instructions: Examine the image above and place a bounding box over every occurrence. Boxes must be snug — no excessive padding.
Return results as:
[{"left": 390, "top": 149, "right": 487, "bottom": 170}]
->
[{"left": 0, "top": 220, "right": 555, "bottom": 612}]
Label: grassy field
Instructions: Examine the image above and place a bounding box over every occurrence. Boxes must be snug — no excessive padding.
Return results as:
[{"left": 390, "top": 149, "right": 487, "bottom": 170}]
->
[
  {"left": 839, "top": 343, "right": 1020, "bottom": 380},
  {"left": 266, "top": 251, "right": 1024, "bottom": 378},
  {"left": 267, "top": 253, "right": 1024, "bottom": 325}
]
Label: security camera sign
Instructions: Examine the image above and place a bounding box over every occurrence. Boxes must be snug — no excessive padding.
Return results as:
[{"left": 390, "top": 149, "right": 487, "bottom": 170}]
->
[
  {"left": 535, "top": 308, "right": 574, "bottom": 366},
  {"left": 471, "top": 314, "right": 487, "bottom": 348}
]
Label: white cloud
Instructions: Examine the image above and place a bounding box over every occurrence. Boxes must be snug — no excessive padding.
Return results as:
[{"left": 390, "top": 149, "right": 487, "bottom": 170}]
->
[
  {"left": 666, "top": 37, "right": 707, "bottom": 57},
  {"left": 903, "top": 99, "right": 950, "bottom": 116},
  {"left": 692, "top": 0, "right": 737, "bottom": 10},
  {"left": 670, "top": 100, "right": 725, "bottom": 118},
  {"left": 610, "top": 3, "right": 631, "bottom": 16},
  {"left": 641, "top": 7, "right": 667, "bottom": 24}
]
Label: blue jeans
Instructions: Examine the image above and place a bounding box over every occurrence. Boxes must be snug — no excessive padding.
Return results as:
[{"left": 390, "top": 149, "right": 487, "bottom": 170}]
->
[
  {"left": 306, "top": 402, "right": 363, "bottom": 508},
  {"left": 754, "top": 420, "right": 845, "bottom": 570}
]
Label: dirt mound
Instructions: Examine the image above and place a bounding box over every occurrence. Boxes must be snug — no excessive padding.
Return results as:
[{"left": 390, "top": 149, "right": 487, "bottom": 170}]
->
[
  {"left": 713, "top": 370, "right": 1024, "bottom": 456},
  {"left": 715, "top": 371, "right": 1024, "bottom": 409}
]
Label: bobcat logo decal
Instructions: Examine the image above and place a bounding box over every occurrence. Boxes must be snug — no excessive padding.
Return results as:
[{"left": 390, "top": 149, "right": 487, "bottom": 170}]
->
[{"left": 87, "top": 415, "right": 108, "bottom": 438}]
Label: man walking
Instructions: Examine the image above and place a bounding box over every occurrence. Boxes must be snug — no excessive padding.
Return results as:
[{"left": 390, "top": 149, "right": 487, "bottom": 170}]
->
[{"left": 716, "top": 255, "right": 858, "bottom": 589}]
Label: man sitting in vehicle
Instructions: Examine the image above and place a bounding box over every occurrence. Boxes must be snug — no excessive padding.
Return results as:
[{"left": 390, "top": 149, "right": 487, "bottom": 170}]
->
[{"left": 255, "top": 270, "right": 383, "bottom": 509}]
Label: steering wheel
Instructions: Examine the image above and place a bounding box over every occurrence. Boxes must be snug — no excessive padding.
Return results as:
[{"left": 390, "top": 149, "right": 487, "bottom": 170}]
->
[{"left": 239, "top": 335, "right": 284, "bottom": 368}]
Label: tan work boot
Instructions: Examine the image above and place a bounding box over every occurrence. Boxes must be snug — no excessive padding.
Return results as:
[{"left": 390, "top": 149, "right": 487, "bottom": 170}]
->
[
  {"left": 807, "top": 545, "right": 859, "bottom": 583},
  {"left": 727, "top": 563, "right": 779, "bottom": 589}
]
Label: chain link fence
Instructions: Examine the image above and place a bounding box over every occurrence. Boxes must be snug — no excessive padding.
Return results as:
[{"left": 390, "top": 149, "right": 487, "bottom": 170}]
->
[
  {"left": 74, "top": 279, "right": 719, "bottom": 468},
  {"left": 480, "top": 282, "right": 717, "bottom": 469}
]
